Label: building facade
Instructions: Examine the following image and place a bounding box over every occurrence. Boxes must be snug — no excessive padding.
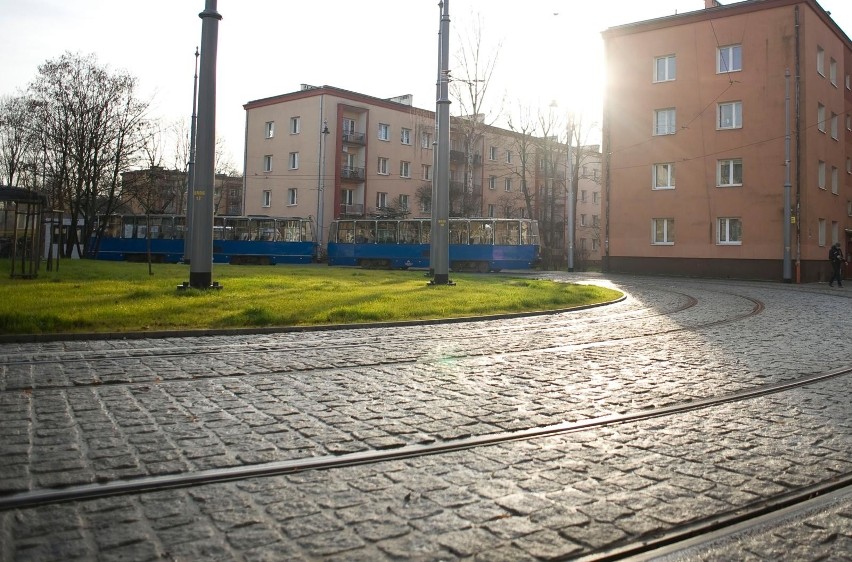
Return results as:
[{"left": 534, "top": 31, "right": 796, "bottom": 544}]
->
[
  {"left": 602, "top": 0, "right": 852, "bottom": 281},
  {"left": 242, "top": 85, "right": 602, "bottom": 266},
  {"left": 121, "top": 167, "right": 243, "bottom": 217}
]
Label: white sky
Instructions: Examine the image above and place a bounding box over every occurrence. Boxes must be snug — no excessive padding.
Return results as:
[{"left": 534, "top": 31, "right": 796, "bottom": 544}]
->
[{"left": 2, "top": 0, "right": 851, "bottom": 170}]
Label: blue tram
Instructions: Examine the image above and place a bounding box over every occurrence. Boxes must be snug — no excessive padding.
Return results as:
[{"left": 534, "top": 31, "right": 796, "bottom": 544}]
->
[
  {"left": 326, "top": 218, "right": 540, "bottom": 272},
  {"left": 89, "top": 215, "right": 315, "bottom": 265}
]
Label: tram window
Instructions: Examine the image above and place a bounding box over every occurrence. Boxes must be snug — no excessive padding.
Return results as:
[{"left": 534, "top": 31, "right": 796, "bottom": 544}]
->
[
  {"left": 494, "top": 221, "right": 511, "bottom": 245},
  {"left": 450, "top": 221, "right": 469, "bottom": 244},
  {"left": 422, "top": 221, "right": 431, "bottom": 244},
  {"left": 280, "top": 220, "right": 301, "bottom": 242},
  {"left": 469, "top": 220, "right": 493, "bottom": 244},
  {"left": 335, "top": 221, "right": 355, "bottom": 243},
  {"left": 399, "top": 221, "right": 420, "bottom": 244},
  {"left": 376, "top": 221, "right": 398, "bottom": 244},
  {"left": 174, "top": 217, "right": 186, "bottom": 240},
  {"left": 355, "top": 221, "right": 376, "bottom": 243},
  {"left": 230, "top": 219, "right": 250, "bottom": 241}
]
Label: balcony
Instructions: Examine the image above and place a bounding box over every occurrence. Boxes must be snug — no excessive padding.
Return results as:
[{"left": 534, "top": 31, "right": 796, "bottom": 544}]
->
[
  {"left": 339, "top": 203, "right": 364, "bottom": 217},
  {"left": 340, "top": 166, "right": 365, "bottom": 182},
  {"left": 342, "top": 131, "right": 365, "bottom": 145},
  {"left": 450, "top": 150, "right": 482, "bottom": 166}
]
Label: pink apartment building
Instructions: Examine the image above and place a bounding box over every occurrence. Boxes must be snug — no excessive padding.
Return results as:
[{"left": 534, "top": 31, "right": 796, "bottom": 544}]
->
[
  {"left": 242, "top": 85, "right": 602, "bottom": 266},
  {"left": 602, "top": 0, "right": 852, "bottom": 281}
]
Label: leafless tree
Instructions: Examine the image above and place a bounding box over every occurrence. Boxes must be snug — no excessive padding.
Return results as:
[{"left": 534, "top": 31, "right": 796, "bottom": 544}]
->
[{"left": 0, "top": 95, "right": 37, "bottom": 187}]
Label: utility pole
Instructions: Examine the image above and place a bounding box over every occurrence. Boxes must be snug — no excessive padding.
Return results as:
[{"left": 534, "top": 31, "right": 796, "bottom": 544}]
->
[
  {"left": 566, "top": 122, "right": 575, "bottom": 272},
  {"left": 186, "top": 0, "right": 221, "bottom": 289},
  {"left": 317, "top": 119, "right": 330, "bottom": 255},
  {"left": 184, "top": 47, "right": 199, "bottom": 264},
  {"left": 430, "top": 0, "right": 452, "bottom": 285},
  {"left": 783, "top": 69, "right": 792, "bottom": 283}
]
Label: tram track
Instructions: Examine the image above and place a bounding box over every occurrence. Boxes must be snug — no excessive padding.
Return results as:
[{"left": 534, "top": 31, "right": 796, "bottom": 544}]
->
[
  {"left": 2, "top": 363, "right": 847, "bottom": 512},
  {"left": 0, "top": 289, "right": 766, "bottom": 395}
]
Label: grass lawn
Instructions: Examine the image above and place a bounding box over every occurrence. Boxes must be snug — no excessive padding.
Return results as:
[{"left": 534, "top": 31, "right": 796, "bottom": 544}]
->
[{"left": 0, "top": 260, "right": 622, "bottom": 335}]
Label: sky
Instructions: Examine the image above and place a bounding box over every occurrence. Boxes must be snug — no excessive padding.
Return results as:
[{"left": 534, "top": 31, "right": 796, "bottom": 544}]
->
[{"left": 2, "top": 0, "right": 852, "bottom": 171}]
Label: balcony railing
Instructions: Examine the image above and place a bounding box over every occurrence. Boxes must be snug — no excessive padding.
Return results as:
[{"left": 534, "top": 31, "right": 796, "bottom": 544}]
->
[
  {"left": 340, "top": 166, "right": 365, "bottom": 182},
  {"left": 342, "top": 131, "right": 365, "bottom": 145},
  {"left": 339, "top": 203, "right": 364, "bottom": 216}
]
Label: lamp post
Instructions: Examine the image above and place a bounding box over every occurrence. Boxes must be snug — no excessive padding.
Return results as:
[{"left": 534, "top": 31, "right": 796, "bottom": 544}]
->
[
  {"left": 317, "top": 120, "right": 330, "bottom": 256},
  {"left": 430, "top": 0, "right": 452, "bottom": 286},
  {"left": 184, "top": 47, "right": 199, "bottom": 264}
]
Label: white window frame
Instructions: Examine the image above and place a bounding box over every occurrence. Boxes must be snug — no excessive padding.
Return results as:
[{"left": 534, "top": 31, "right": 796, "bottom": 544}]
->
[
  {"left": 817, "top": 46, "right": 825, "bottom": 76},
  {"left": 654, "top": 108, "right": 676, "bottom": 135},
  {"left": 831, "top": 221, "right": 839, "bottom": 245},
  {"left": 654, "top": 54, "right": 676, "bottom": 82},
  {"left": 400, "top": 161, "right": 411, "bottom": 178},
  {"left": 376, "top": 192, "right": 388, "bottom": 208},
  {"left": 830, "top": 59, "right": 838, "bottom": 86},
  {"left": 288, "top": 152, "right": 299, "bottom": 170},
  {"left": 290, "top": 116, "right": 300, "bottom": 135},
  {"left": 818, "top": 160, "right": 826, "bottom": 189},
  {"left": 264, "top": 121, "right": 274, "bottom": 139},
  {"left": 847, "top": 75, "right": 851, "bottom": 90},
  {"left": 378, "top": 123, "right": 390, "bottom": 141},
  {"left": 422, "top": 164, "right": 432, "bottom": 180},
  {"left": 342, "top": 189, "right": 354, "bottom": 206},
  {"left": 847, "top": 158, "right": 851, "bottom": 174},
  {"left": 421, "top": 131, "right": 432, "bottom": 149},
  {"left": 487, "top": 204, "right": 495, "bottom": 218},
  {"left": 818, "top": 104, "right": 826, "bottom": 132},
  {"left": 653, "top": 163, "right": 675, "bottom": 189},
  {"left": 377, "top": 157, "right": 389, "bottom": 175},
  {"left": 263, "top": 155, "right": 272, "bottom": 173},
  {"left": 818, "top": 218, "right": 826, "bottom": 246},
  {"left": 504, "top": 178, "right": 512, "bottom": 192},
  {"left": 831, "top": 113, "right": 839, "bottom": 139},
  {"left": 717, "top": 217, "right": 742, "bottom": 245},
  {"left": 652, "top": 218, "right": 674, "bottom": 245},
  {"left": 401, "top": 128, "right": 411, "bottom": 145},
  {"left": 262, "top": 190, "right": 271, "bottom": 207},
  {"left": 580, "top": 214, "right": 586, "bottom": 227},
  {"left": 489, "top": 146, "right": 497, "bottom": 161},
  {"left": 287, "top": 188, "right": 297, "bottom": 206},
  {"left": 489, "top": 176, "right": 496, "bottom": 190},
  {"left": 718, "top": 101, "right": 743, "bottom": 129},
  {"left": 717, "top": 158, "right": 743, "bottom": 187},
  {"left": 831, "top": 166, "right": 839, "bottom": 194},
  {"left": 717, "top": 44, "right": 742, "bottom": 73},
  {"left": 506, "top": 150, "right": 513, "bottom": 164},
  {"left": 399, "top": 194, "right": 409, "bottom": 210}
]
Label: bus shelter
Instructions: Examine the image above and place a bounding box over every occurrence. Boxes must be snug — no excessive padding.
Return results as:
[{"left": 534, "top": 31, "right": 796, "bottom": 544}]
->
[{"left": 0, "top": 185, "right": 48, "bottom": 278}]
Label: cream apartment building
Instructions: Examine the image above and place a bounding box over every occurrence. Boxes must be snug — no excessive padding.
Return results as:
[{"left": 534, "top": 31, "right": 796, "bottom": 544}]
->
[
  {"left": 602, "top": 0, "right": 852, "bottom": 281},
  {"left": 242, "top": 85, "right": 602, "bottom": 265}
]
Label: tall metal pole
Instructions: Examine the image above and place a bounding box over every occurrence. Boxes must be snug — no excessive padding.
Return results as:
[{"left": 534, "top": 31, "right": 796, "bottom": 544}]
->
[
  {"left": 566, "top": 124, "right": 575, "bottom": 272},
  {"left": 431, "top": 0, "right": 452, "bottom": 285},
  {"left": 184, "top": 47, "right": 199, "bottom": 264},
  {"left": 783, "top": 69, "right": 792, "bottom": 283},
  {"left": 188, "top": 0, "right": 221, "bottom": 289},
  {"left": 317, "top": 119, "right": 329, "bottom": 256},
  {"left": 429, "top": 3, "right": 442, "bottom": 277}
]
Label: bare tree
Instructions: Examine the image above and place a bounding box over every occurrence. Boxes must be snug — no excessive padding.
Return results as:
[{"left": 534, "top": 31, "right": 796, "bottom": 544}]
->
[
  {"left": 0, "top": 95, "right": 37, "bottom": 187},
  {"left": 450, "top": 15, "right": 502, "bottom": 217},
  {"left": 27, "top": 52, "right": 150, "bottom": 258},
  {"left": 565, "top": 113, "right": 601, "bottom": 270}
]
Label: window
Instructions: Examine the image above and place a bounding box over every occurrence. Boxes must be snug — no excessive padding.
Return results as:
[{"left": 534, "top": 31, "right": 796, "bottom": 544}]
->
[
  {"left": 831, "top": 113, "right": 839, "bottom": 139},
  {"left": 420, "top": 199, "right": 431, "bottom": 213},
  {"left": 832, "top": 221, "right": 839, "bottom": 245},
  {"left": 378, "top": 123, "right": 390, "bottom": 141},
  {"left": 831, "top": 166, "right": 839, "bottom": 194},
  {"left": 580, "top": 214, "right": 586, "bottom": 226},
  {"left": 400, "top": 161, "right": 411, "bottom": 178},
  {"left": 847, "top": 75, "right": 851, "bottom": 90},
  {"left": 487, "top": 204, "right": 495, "bottom": 218},
  {"left": 342, "top": 189, "right": 354, "bottom": 206},
  {"left": 592, "top": 215, "right": 599, "bottom": 226},
  {"left": 653, "top": 163, "right": 675, "bottom": 189},
  {"left": 287, "top": 188, "right": 297, "bottom": 206},
  {"left": 489, "top": 176, "right": 496, "bottom": 190},
  {"left": 817, "top": 46, "right": 825, "bottom": 76},
  {"left": 654, "top": 108, "right": 676, "bottom": 135},
  {"left": 847, "top": 158, "right": 851, "bottom": 174},
  {"left": 718, "top": 44, "right": 742, "bottom": 73},
  {"left": 504, "top": 178, "right": 512, "bottom": 192},
  {"left": 262, "top": 190, "right": 271, "bottom": 207},
  {"left": 263, "top": 155, "right": 272, "bottom": 172},
  {"left": 593, "top": 192, "right": 600, "bottom": 204},
  {"left": 818, "top": 218, "right": 826, "bottom": 246},
  {"left": 654, "top": 55, "right": 676, "bottom": 82},
  {"left": 830, "top": 59, "right": 838, "bottom": 86},
  {"left": 718, "top": 101, "right": 742, "bottom": 129},
  {"left": 818, "top": 160, "right": 826, "bottom": 189},
  {"left": 290, "top": 116, "right": 300, "bottom": 134},
  {"left": 399, "top": 194, "right": 409, "bottom": 210},
  {"left": 506, "top": 150, "right": 513, "bottom": 164},
  {"left": 848, "top": 201, "right": 852, "bottom": 217},
  {"left": 421, "top": 131, "right": 432, "bottom": 149},
  {"left": 847, "top": 115, "right": 851, "bottom": 131},
  {"left": 717, "top": 218, "right": 742, "bottom": 245},
  {"left": 264, "top": 121, "right": 274, "bottom": 139},
  {"left": 717, "top": 159, "right": 743, "bottom": 186},
  {"left": 376, "top": 192, "right": 388, "bottom": 208},
  {"left": 581, "top": 190, "right": 587, "bottom": 203},
  {"left": 288, "top": 152, "right": 299, "bottom": 170},
  {"left": 489, "top": 146, "right": 497, "bottom": 160},
  {"left": 378, "top": 157, "right": 389, "bottom": 175},
  {"left": 652, "top": 218, "right": 674, "bottom": 244},
  {"left": 422, "top": 164, "right": 432, "bottom": 180},
  {"left": 401, "top": 128, "right": 411, "bottom": 145},
  {"left": 818, "top": 104, "right": 826, "bottom": 132}
]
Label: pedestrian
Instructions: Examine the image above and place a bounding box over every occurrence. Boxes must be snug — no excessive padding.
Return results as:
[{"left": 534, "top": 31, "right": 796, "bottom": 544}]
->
[{"left": 828, "top": 242, "right": 844, "bottom": 287}]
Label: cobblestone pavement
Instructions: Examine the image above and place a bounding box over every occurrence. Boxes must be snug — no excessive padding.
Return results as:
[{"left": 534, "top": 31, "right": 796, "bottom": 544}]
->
[{"left": 0, "top": 274, "right": 850, "bottom": 560}]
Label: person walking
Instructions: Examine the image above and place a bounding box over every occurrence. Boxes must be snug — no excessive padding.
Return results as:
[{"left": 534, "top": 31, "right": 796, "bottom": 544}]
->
[{"left": 828, "top": 242, "right": 844, "bottom": 288}]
